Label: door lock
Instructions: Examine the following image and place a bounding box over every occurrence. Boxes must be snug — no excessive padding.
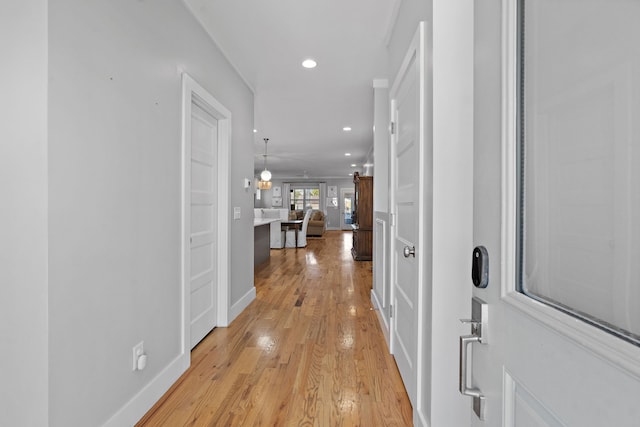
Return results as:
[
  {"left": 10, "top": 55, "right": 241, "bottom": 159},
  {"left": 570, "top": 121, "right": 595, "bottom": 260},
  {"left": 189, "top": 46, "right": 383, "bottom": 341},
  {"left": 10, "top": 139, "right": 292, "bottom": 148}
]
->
[
  {"left": 472, "top": 246, "right": 489, "bottom": 288},
  {"left": 459, "top": 297, "right": 488, "bottom": 420}
]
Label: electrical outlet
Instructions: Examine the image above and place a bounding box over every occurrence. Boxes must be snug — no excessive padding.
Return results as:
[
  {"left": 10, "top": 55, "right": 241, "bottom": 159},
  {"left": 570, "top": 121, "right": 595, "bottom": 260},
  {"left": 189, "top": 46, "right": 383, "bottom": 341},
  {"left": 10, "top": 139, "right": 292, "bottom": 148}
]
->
[{"left": 132, "top": 341, "right": 144, "bottom": 371}]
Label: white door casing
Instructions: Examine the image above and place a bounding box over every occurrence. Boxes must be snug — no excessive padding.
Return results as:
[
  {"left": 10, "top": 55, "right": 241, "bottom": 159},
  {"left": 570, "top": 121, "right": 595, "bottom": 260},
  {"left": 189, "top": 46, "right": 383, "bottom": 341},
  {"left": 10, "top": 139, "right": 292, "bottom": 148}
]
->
[
  {"left": 182, "top": 74, "right": 230, "bottom": 357},
  {"left": 389, "top": 22, "right": 425, "bottom": 410},
  {"left": 468, "top": 1, "right": 640, "bottom": 425}
]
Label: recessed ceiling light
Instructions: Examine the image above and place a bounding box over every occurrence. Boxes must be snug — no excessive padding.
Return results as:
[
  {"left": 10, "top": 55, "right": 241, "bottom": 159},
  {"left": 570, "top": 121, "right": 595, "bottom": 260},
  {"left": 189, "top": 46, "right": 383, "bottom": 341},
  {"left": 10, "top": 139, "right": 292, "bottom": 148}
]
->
[
  {"left": 344, "top": 152, "right": 351, "bottom": 156},
  {"left": 348, "top": 173, "right": 353, "bottom": 176},
  {"left": 350, "top": 163, "right": 357, "bottom": 167},
  {"left": 343, "top": 126, "right": 352, "bottom": 132},
  {"left": 302, "top": 59, "right": 317, "bottom": 69},
  {"left": 253, "top": 129, "right": 257, "bottom": 133}
]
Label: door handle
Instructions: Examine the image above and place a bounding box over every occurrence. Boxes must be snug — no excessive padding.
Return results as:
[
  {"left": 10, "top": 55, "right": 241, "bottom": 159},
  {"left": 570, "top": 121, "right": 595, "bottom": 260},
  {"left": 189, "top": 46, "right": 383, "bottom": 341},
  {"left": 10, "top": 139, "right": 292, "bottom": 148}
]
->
[
  {"left": 459, "top": 297, "right": 487, "bottom": 420},
  {"left": 459, "top": 334, "right": 482, "bottom": 397},
  {"left": 403, "top": 245, "right": 415, "bottom": 258},
  {"left": 459, "top": 334, "right": 485, "bottom": 420}
]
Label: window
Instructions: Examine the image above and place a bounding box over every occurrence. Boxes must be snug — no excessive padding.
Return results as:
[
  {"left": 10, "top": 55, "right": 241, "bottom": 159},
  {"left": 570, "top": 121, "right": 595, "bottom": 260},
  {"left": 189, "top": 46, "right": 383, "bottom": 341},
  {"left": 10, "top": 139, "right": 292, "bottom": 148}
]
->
[
  {"left": 290, "top": 186, "right": 320, "bottom": 211},
  {"left": 516, "top": 0, "right": 640, "bottom": 346}
]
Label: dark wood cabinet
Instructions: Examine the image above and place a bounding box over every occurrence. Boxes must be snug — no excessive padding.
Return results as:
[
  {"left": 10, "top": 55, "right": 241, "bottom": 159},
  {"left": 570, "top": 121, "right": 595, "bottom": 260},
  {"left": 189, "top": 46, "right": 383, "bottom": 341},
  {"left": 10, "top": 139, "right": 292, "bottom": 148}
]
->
[{"left": 351, "top": 172, "right": 373, "bottom": 261}]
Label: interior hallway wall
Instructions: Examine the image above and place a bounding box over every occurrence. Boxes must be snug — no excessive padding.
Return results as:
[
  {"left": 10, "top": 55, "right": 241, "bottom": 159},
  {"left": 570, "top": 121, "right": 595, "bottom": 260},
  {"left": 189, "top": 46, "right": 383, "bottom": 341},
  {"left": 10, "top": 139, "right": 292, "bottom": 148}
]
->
[
  {"left": 0, "top": 2, "right": 49, "bottom": 425},
  {"left": 48, "top": 1, "right": 254, "bottom": 425}
]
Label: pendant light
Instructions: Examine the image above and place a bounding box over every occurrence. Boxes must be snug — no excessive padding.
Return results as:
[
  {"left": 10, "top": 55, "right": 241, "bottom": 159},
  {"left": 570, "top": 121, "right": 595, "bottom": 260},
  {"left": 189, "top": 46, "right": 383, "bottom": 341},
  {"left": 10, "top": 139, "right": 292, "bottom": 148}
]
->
[{"left": 258, "top": 138, "right": 272, "bottom": 190}]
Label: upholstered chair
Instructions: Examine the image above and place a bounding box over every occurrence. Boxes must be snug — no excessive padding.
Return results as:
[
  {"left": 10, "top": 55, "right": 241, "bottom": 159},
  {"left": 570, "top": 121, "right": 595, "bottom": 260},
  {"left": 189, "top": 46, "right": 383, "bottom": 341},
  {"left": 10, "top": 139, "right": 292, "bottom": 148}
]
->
[{"left": 284, "top": 209, "right": 312, "bottom": 248}]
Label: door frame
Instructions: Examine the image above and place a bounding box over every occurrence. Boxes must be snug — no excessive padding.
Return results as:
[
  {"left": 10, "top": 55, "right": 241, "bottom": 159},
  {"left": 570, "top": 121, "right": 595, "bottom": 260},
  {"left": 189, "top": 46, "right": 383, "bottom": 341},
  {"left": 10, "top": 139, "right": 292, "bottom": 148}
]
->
[
  {"left": 181, "top": 73, "right": 231, "bottom": 365},
  {"left": 340, "top": 187, "right": 354, "bottom": 230},
  {"left": 388, "top": 21, "right": 427, "bottom": 423}
]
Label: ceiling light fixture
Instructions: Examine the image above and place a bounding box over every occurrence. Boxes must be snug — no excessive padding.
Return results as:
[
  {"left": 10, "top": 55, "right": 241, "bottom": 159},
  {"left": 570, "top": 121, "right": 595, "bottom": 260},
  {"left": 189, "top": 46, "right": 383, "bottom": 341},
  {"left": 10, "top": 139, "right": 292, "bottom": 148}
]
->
[
  {"left": 258, "top": 138, "right": 272, "bottom": 190},
  {"left": 302, "top": 58, "right": 317, "bottom": 69},
  {"left": 343, "top": 126, "right": 352, "bottom": 131},
  {"left": 345, "top": 153, "right": 351, "bottom": 156},
  {"left": 350, "top": 163, "right": 357, "bottom": 167}
]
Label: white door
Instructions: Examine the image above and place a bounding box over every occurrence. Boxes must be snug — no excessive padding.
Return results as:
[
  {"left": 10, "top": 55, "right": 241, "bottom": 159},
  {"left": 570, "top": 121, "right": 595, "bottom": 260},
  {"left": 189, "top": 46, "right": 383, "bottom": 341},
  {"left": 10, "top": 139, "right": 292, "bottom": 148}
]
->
[
  {"left": 188, "top": 102, "right": 218, "bottom": 348},
  {"left": 389, "top": 24, "right": 424, "bottom": 407},
  {"left": 340, "top": 188, "right": 354, "bottom": 230},
  {"left": 466, "top": 0, "right": 640, "bottom": 425}
]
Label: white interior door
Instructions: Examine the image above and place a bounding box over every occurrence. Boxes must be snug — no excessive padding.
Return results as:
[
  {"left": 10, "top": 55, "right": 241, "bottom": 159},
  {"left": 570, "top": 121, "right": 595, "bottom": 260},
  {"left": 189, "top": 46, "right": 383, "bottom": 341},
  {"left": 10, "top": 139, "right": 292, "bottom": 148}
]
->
[
  {"left": 188, "top": 102, "right": 218, "bottom": 348},
  {"left": 467, "top": 0, "right": 640, "bottom": 424},
  {"left": 390, "top": 25, "right": 423, "bottom": 407}
]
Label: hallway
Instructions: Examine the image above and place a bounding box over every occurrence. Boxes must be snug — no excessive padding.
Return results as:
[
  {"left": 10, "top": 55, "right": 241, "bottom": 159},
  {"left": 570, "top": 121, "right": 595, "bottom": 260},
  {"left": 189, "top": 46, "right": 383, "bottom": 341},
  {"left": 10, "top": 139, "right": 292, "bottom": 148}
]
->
[{"left": 138, "top": 231, "right": 413, "bottom": 426}]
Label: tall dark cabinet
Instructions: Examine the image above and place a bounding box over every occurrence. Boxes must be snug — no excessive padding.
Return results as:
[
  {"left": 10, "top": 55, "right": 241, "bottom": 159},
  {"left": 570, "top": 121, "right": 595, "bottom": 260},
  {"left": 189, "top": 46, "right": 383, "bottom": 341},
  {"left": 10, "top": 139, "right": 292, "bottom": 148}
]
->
[{"left": 351, "top": 172, "right": 373, "bottom": 261}]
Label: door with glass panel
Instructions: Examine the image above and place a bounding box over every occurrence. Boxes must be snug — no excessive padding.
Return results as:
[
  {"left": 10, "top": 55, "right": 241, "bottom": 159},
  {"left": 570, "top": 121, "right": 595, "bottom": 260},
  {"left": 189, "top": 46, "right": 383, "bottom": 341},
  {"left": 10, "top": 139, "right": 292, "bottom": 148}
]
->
[
  {"left": 466, "top": 0, "right": 640, "bottom": 425},
  {"left": 340, "top": 188, "right": 354, "bottom": 230}
]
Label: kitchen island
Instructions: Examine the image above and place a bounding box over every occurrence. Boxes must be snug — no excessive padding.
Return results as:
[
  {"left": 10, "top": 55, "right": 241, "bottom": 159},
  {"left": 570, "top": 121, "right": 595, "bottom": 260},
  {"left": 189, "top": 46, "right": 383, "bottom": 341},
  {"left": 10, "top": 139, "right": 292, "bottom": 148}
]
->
[{"left": 254, "top": 218, "right": 280, "bottom": 266}]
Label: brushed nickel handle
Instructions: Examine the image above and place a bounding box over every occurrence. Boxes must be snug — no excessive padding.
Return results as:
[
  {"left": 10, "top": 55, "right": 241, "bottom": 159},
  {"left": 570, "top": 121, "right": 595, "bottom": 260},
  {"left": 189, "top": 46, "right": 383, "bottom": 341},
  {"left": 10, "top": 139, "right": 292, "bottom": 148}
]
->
[
  {"left": 459, "top": 334, "right": 485, "bottom": 420},
  {"left": 459, "top": 335, "right": 482, "bottom": 397}
]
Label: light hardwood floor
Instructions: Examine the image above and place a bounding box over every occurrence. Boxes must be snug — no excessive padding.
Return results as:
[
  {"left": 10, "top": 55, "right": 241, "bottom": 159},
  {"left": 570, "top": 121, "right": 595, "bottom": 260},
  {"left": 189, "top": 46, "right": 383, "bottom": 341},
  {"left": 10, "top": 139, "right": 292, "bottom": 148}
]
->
[{"left": 137, "top": 231, "right": 412, "bottom": 426}]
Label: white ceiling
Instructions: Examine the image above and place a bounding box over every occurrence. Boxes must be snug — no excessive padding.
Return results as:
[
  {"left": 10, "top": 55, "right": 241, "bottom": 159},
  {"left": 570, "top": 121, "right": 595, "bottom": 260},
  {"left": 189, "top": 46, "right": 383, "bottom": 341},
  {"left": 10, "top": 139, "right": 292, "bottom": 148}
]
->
[{"left": 184, "top": 0, "right": 399, "bottom": 180}]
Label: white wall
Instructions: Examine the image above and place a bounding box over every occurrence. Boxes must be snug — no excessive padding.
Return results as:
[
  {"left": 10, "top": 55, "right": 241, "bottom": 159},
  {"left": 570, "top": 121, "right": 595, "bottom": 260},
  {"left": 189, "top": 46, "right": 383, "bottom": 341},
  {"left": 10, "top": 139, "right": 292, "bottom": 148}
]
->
[
  {"left": 0, "top": 2, "right": 49, "bottom": 426},
  {"left": 430, "top": 2, "right": 474, "bottom": 426},
  {"left": 325, "top": 179, "right": 354, "bottom": 229},
  {"left": 372, "top": 81, "right": 390, "bottom": 213},
  {"left": 48, "top": 1, "right": 254, "bottom": 425},
  {"left": 387, "top": 1, "right": 473, "bottom": 426}
]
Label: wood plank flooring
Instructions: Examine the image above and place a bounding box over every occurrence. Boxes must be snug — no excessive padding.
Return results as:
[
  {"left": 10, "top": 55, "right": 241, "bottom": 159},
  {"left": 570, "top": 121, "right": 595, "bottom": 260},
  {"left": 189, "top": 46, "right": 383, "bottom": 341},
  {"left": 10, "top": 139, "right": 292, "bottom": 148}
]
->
[{"left": 137, "top": 231, "right": 412, "bottom": 426}]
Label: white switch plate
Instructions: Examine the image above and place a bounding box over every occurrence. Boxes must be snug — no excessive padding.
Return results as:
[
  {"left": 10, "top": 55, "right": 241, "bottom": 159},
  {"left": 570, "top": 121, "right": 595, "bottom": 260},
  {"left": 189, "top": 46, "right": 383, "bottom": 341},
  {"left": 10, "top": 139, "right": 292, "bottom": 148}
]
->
[{"left": 233, "top": 207, "right": 241, "bottom": 220}]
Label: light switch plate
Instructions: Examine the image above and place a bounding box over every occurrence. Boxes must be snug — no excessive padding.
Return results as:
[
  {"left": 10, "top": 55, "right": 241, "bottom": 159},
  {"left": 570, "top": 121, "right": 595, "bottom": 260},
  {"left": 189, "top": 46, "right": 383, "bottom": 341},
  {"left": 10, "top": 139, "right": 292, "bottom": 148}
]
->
[{"left": 233, "top": 207, "right": 241, "bottom": 220}]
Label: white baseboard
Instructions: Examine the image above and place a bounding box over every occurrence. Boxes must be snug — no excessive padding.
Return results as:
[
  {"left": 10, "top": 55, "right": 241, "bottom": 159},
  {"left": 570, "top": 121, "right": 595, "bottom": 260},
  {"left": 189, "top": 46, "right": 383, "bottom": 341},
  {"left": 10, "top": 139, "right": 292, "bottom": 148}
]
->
[
  {"left": 228, "top": 286, "right": 256, "bottom": 322},
  {"left": 414, "top": 410, "right": 430, "bottom": 427},
  {"left": 101, "top": 352, "right": 189, "bottom": 427},
  {"left": 371, "top": 289, "right": 390, "bottom": 349},
  {"left": 102, "top": 286, "right": 256, "bottom": 426}
]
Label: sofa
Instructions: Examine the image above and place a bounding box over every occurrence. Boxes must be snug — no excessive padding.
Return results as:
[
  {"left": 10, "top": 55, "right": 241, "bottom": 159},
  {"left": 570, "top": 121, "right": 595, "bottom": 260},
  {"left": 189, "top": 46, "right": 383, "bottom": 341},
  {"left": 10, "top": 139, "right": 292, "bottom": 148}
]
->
[
  {"left": 306, "top": 210, "right": 326, "bottom": 237},
  {"left": 287, "top": 209, "right": 325, "bottom": 237}
]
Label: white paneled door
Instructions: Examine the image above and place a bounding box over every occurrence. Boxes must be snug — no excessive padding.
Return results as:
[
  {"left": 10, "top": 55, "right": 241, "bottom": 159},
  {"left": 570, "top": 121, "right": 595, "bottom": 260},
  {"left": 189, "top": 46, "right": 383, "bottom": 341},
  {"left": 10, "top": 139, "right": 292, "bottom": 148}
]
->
[
  {"left": 188, "top": 102, "right": 218, "bottom": 348},
  {"left": 390, "top": 23, "right": 424, "bottom": 407},
  {"left": 466, "top": 0, "right": 640, "bottom": 425}
]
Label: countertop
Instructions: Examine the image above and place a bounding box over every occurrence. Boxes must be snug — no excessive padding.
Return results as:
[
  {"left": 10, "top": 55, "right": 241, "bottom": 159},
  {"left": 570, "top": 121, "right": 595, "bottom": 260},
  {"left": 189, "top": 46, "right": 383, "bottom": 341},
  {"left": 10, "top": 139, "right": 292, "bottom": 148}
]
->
[{"left": 253, "top": 218, "right": 281, "bottom": 227}]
